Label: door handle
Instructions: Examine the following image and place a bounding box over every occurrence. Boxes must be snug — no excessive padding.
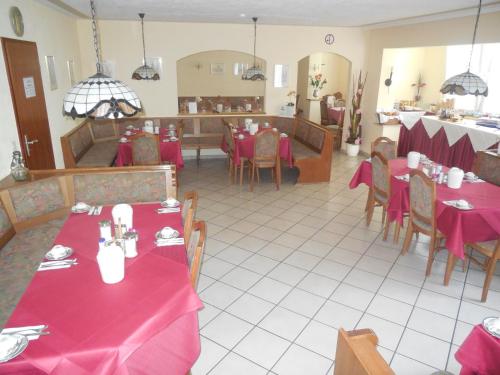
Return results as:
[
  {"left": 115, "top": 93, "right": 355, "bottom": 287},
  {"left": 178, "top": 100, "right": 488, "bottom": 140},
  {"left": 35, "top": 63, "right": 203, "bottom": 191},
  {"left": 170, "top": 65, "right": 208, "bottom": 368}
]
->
[{"left": 24, "top": 135, "right": 39, "bottom": 157}]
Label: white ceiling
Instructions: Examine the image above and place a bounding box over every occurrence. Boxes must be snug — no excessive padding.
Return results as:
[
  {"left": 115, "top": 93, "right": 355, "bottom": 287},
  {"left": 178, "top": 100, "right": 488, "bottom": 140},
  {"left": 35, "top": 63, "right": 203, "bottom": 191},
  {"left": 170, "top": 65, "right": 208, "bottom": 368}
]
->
[{"left": 54, "top": 0, "right": 500, "bottom": 27}]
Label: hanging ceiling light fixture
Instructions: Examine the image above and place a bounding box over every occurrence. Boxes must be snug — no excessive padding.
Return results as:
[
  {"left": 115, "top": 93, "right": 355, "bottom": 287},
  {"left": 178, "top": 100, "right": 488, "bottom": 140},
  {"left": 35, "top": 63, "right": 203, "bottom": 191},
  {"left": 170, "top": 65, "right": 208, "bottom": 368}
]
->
[
  {"left": 63, "top": 0, "right": 142, "bottom": 120},
  {"left": 132, "top": 13, "right": 160, "bottom": 80},
  {"left": 440, "top": 0, "right": 488, "bottom": 97},
  {"left": 242, "top": 17, "right": 266, "bottom": 81}
]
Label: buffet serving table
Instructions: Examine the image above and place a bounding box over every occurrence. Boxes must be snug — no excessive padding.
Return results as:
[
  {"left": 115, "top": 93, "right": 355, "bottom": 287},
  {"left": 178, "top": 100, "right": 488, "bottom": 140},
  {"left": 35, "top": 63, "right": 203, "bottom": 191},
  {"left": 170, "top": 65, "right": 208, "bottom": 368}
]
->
[
  {"left": 0, "top": 204, "right": 202, "bottom": 375},
  {"left": 397, "top": 114, "right": 500, "bottom": 172}
]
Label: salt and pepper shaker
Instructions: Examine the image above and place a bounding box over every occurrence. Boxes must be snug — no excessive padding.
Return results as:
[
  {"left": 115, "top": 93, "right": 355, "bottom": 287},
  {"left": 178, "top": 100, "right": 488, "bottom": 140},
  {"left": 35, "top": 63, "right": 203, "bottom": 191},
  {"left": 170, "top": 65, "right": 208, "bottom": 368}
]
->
[
  {"left": 99, "top": 220, "right": 113, "bottom": 241},
  {"left": 123, "top": 231, "right": 138, "bottom": 258}
]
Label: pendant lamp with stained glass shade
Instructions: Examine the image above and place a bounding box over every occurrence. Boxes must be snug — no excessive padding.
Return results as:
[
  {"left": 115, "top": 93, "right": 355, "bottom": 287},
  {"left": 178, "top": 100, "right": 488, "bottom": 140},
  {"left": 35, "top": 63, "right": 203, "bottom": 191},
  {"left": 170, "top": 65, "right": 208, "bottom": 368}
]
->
[
  {"left": 63, "top": 0, "right": 142, "bottom": 120},
  {"left": 242, "top": 17, "right": 266, "bottom": 81},
  {"left": 440, "top": 0, "right": 488, "bottom": 97},
  {"left": 132, "top": 13, "right": 160, "bottom": 80}
]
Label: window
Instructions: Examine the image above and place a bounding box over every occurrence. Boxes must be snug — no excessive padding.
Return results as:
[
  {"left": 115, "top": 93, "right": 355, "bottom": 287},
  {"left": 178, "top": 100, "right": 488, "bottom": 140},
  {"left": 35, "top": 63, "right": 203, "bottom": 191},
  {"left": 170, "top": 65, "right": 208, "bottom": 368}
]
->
[
  {"left": 273, "top": 64, "right": 289, "bottom": 88},
  {"left": 445, "top": 43, "right": 500, "bottom": 114}
]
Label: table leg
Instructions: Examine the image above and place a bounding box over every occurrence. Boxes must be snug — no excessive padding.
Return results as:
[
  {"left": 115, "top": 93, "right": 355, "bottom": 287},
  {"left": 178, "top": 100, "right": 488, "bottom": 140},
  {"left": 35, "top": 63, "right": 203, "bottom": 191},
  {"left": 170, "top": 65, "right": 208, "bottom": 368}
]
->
[{"left": 444, "top": 252, "right": 458, "bottom": 286}]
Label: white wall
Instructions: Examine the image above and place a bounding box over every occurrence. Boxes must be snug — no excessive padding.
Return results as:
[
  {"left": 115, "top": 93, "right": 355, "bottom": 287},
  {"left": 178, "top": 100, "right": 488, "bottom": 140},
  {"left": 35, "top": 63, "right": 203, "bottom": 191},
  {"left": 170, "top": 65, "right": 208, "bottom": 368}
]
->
[
  {"left": 76, "top": 19, "right": 366, "bottom": 119},
  {"left": 0, "top": 0, "right": 81, "bottom": 177}
]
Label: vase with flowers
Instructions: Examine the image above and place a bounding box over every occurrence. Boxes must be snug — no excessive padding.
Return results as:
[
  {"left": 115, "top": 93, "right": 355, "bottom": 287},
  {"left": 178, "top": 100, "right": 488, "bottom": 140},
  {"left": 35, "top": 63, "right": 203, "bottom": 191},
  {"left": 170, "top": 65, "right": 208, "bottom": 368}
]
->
[
  {"left": 411, "top": 74, "right": 426, "bottom": 104},
  {"left": 346, "top": 71, "right": 367, "bottom": 156},
  {"left": 310, "top": 74, "right": 327, "bottom": 98}
]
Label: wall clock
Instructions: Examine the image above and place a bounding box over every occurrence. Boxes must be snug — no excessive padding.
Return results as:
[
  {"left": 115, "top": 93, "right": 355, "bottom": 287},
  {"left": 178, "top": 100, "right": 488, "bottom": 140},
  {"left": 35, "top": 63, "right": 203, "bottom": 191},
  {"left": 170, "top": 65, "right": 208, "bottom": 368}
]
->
[
  {"left": 9, "top": 7, "right": 24, "bottom": 37},
  {"left": 324, "top": 33, "right": 335, "bottom": 45}
]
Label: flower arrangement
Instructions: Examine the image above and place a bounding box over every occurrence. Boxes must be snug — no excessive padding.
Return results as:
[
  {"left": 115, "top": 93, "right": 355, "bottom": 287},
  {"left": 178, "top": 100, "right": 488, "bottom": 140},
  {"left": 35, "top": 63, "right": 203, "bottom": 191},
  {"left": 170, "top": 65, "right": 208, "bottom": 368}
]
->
[
  {"left": 309, "top": 74, "right": 327, "bottom": 90},
  {"left": 286, "top": 91, "right": 296, "bottom": 106},
  {"left": 411, "top": 74, "right": 426, "bottom": 103},
  {"left": 346, "top": 70, "right": 368, "bottom": 145}
]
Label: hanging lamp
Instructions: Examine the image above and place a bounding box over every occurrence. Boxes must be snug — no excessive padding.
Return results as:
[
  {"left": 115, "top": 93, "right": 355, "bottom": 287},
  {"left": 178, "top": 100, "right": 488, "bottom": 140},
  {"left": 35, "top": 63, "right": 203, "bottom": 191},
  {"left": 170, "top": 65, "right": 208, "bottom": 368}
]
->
[
  {"left": 242, "top": 17, "right": 266, "bottom": 81},
  {"left": 63, "top": 0, "right": 142, "bottom": 120},
  {"left": 132, "top": 13, "right": 160, "bottom": 80},
  {"left": 440, "top": 0, "right": 488, "bottom": 96}
]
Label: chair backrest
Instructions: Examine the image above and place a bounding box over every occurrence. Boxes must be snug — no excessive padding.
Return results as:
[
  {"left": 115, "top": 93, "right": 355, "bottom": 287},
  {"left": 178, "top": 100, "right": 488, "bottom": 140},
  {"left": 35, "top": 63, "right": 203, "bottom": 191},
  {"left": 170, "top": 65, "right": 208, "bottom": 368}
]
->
[
  {"left": 320, "top": 100, "right": 329, "bottom": 125},
  {"left": 223, "top": 124, "right": 235, "bottom": 153},
  {"left": 187, "top": 220, "right": 207, "bottom": 290},
  {"left": 334, "top": 328, "right": 394, "bottom": 375},
  {"left": 182, "top": 191, "right": 198, "bottom": 222},
  {"left": 472, "top": 150, "right": 500, "bottom": 186},
  {"left": 371, "top": 137, "right": 397, "bottom": 160},
  {"left": 254, "top": 130, "right": 279, "bottom": 162},
  {"left": 409, "top": 169, "right": 436, "bottom": 233},
  {"left": 183, "top": 207, "right": 195, "bottom": 246},
  {"left": 131, "top": 133, "right": 160, "bottom": 165},
  {"left": 371, "top": 152, "right": 391, "bottom": 202},
  {"left": 0, "top": 201, "right": 15, "bottom": 248}
]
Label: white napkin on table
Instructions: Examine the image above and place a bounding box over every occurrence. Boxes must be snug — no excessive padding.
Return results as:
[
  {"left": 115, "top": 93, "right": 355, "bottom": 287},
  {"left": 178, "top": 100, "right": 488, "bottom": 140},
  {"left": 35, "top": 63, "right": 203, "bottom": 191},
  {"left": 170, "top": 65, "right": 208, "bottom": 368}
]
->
[{"left": 1, "top": 325, "right": 46, "bottom": 341}]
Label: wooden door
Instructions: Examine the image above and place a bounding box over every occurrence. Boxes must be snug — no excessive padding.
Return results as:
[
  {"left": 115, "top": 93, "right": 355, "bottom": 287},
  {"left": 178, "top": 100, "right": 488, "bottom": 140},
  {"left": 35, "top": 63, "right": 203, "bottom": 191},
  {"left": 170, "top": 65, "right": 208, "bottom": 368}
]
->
[{"left": 2, "top": 38, "right": 55, "bottom": 170}]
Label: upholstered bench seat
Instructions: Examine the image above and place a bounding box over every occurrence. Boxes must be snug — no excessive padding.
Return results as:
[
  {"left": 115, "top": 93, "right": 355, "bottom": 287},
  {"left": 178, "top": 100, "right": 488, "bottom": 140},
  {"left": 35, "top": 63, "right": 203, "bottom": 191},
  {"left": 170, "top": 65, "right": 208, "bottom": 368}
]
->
[
  {"left": 0, "top": 217, "right": 66, "bottom": 326},
  {"left": 76, "top": 140, "right": 119, "bottom": 167},
  {"left": 291, "top": 139, "right": 322, "bottom": 160}
]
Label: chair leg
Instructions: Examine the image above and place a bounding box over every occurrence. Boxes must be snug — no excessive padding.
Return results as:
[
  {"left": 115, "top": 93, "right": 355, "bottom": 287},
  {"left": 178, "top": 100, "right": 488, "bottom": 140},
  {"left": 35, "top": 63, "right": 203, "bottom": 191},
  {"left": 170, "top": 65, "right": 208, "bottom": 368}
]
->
[
  {"left": 256, "top": 168, "right": 260, "bottom": 184},
  {"left": 240, "top": 160, "right": 244, "bottom": 186},
  {"left": 481, "top": 257, "right": 497, "bottom": 302},
  {"left": 425, "top": 232, "right": 437, "bottom": 276},
  {"left": 444, "top": 252, "right": 458, "bottom": 285},
  {"left": 381, "top": 207, "right": 387, "bottom": 230},
  {"left": 275, "top": 165, "right": 280, "bottom": 190},
  {"left": 383, "top": 210, "right": 391, "bottom": 241},
  {"left": 394, "top": 221, "right": 401, "bottom": 244},
  {"left": 196, "top": 148, "right": 201, "bottom": 165},
  {"left": 250, "top": 163, "right": 255, "bottom": 192},
  {"left": 401, "top": 221, "right": 414, "bottom": 255},
  {"left": 365, "top": 187, "right": 372, "bottom": 212},
  {"left": 365, "top": 193, "right": 375, "bottom": 226}
]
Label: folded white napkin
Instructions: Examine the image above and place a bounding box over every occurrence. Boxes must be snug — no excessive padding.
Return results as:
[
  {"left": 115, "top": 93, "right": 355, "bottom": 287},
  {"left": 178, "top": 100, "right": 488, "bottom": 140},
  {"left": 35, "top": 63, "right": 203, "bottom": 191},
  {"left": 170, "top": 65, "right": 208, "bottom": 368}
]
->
[
  {"left": 395, "top": 174, "right": 410, "bottom": 182},
  {"left": 38, "top": 263, "right": 71, "bottom": 271},
  {"left": 443, "top": 200, "right": 473, "bottom": 210},
  {"left": 1, "top": 325, "right": 46, "bottom": 341},
  {"left": 157, "top": 207, "right": 181, "bottom": 214},
  {"left": 155, "top": 238, "right": 185, "bottom": 247}
]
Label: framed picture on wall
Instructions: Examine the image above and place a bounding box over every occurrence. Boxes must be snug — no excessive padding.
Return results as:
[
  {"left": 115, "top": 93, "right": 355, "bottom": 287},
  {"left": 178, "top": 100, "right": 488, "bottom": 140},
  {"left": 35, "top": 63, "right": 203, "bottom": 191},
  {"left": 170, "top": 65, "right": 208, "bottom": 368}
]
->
[
  {"left": 67, "top": 59, "right": 77, "bottom": 86},
  {"left": 45, "top": 56, "right": 57, "bottom": 90},
  {"left": 145, "top": 57, "right": 163, "bottom": 75},
  {"left": 274, "top": 64, "right": 289, "bottom": 88},
  {"left": 210, "top": 63, "right": 225, "bottom": 75},
  {"left": 233, "top": 62, "right": 248, "bottom": 75}
]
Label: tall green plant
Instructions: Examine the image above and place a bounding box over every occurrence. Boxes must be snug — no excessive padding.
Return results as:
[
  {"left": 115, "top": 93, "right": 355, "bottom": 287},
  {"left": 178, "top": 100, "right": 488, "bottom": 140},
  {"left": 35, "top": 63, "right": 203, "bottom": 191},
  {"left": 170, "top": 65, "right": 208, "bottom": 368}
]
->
[{"left": 346, "top": 71, "right": 368, "bottom": 145}]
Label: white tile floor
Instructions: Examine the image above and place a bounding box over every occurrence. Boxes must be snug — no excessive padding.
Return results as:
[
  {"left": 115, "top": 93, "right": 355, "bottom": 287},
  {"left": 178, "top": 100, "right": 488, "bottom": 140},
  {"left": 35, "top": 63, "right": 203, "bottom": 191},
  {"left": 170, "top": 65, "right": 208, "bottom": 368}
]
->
[{"left": 178, "top": 153, "right": 500, "bottom": 375}]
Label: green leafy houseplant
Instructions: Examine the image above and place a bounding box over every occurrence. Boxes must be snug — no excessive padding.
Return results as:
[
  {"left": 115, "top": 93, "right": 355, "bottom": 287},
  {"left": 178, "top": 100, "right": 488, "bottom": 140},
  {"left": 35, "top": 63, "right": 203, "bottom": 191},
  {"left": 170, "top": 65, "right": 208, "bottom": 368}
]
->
[{"left": 346, "top": 71, "right": 368, "bottom": 145}]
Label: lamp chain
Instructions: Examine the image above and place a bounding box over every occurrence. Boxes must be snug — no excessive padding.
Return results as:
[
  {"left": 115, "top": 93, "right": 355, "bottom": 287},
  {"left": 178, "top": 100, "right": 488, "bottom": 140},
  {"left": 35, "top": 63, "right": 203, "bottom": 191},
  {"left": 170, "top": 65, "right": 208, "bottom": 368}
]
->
[
  {"left": 467, "top": 0, "right": 482, "bottom": 71},
  {"left": 140, "top": 14, "right": 147, "bottom": 66},
  {"left": 90, "top": 0, "right": 102, "bottom": 73},
  {"left": 253, "top": 17, "right": 257, "bottom": 67}
]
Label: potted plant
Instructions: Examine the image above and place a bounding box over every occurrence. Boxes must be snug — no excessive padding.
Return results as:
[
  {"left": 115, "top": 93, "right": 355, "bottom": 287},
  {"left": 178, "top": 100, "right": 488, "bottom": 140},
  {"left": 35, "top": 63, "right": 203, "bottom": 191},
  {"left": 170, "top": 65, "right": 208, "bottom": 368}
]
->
[
  {"left": 286, "top": 91, "right": 296, "bottom": 106},
  {"left": 309, "top": 74, "right": 327, "bottom": 98},
  {"left": 346, "top": 71, "right": 367, "bottom": 156}
]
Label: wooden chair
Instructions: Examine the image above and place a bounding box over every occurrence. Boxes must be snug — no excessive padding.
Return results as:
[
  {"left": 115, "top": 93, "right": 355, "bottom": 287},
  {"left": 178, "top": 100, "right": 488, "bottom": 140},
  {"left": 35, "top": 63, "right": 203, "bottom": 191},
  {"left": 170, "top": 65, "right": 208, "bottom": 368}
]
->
[
  {"left": 334, "top": 328, "right": 394, "bottom": 375},
  {"left": 472, "top": 150, "right": 500, "bottom": 186},
  {"left": 458, "top": 239, "right": 500, "bottom": 302},
  {"left": 176, "top": 120, "right": 185, "bottom": 145},
  {"left": 182, "top": 191, "right": 198, "bottom": 223},
  {"left": 401, "top": 170, "right": 445, "bottom": 276},
  {"left": 223, "top": 123, "right": 239, "bottom": 183},
  {"left": 249, "top": 130, "right": 280, "bottom": 191},
  {"left": 183, "top": 207, "right": 194, "bottom": 246},
  {"left": 366, "top": 152, "right": 392, "bottom": 240},
  {"left": 130, "top": 133, "right": 161, "bottom": 165},
  {"left": 187, "top": 220, "right": 207, "bottom": 290},
  {"left": 320, "top": 100, "right": 331, "bottom": 125},
  {"left": 371, "top": 137, "right": 397, "bottom": 160}
]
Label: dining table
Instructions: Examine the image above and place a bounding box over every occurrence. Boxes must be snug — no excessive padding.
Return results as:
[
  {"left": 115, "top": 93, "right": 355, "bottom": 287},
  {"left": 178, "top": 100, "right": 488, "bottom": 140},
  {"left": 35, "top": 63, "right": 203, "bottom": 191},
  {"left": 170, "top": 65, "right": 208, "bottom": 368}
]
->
[
  {"left": 0, "top": 203, "right": 202, "bottom": 375},
  {"left": 115, "top": 129, "right": 184, "bottom": 169},
  {"left": 221, "top": 127, "right": 294, "bottom": 167},
  {"left": 349, "top": 158, "right": 500, "bottom": 261},
  {"left": 455, "top": 324, "right": 500, "bottom": 375}
]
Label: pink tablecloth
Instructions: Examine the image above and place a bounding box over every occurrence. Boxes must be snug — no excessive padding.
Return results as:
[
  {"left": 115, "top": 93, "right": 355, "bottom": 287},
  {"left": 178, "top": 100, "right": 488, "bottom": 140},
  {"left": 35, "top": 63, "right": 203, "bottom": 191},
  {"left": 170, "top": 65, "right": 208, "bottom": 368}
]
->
[
  {"left": 115, "top": 131, "right": 184, "bottom": 169},
  {"left": 349, "top": 159, "right": 500, "bottom": 259},
  {"left": 327, "top": 108, "right": 345, "bottom": 125},
  {"left": 455, "top": 325, "right": 500, "bottom": 375},
  {"left": 396, "top": 118, "right": 495, "bottom": 172},
  {"left": 221, "top": 130, "right": 293, "bottom": 167},
  {"left": 0, "top": 204, "right": 202, "bottom": 375}
]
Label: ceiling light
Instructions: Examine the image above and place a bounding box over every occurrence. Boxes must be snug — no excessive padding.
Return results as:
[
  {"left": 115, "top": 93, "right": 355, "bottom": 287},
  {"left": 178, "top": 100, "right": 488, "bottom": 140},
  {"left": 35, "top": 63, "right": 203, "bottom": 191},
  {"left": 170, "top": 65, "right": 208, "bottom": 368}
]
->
[
  {"left": 132, "top": 13, "right": 160, "bottom": 81},
  {"left": 63, "top": 0, "right": 142, "bottom": 119},
  {"left": 242, "top": 17, "right": 266, "bottom": 81},
  {"left": 240, "top": 13, "right": 246, "bottom": 17},
  {"left": 440, "top": 0, "right": 488, "bottom": 97}
]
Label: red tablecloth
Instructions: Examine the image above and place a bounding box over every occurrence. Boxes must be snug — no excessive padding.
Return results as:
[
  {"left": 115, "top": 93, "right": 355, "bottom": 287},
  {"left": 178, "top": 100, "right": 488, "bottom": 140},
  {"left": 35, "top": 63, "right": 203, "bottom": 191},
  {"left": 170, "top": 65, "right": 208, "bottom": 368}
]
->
[
  {"left": 0, "top": 204, "right": 202, "bottom": 375},
  {"left": 455, "top": 325, "right": 500, "bottom": 375},
  {"left": 115, "top": 131, "right": 184, "bottom": 169},
  {"left": 349, "top": 159, "right": 500, "bottom": 259},
  {"left": 327, "top": 108, "right": 345, "bottom": 125},
  {"left": 397, "top": 118, "right": 491, "bottom": 172},
  {"left": 221, "top": 129, "right": 293, "bottom": 167}
]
